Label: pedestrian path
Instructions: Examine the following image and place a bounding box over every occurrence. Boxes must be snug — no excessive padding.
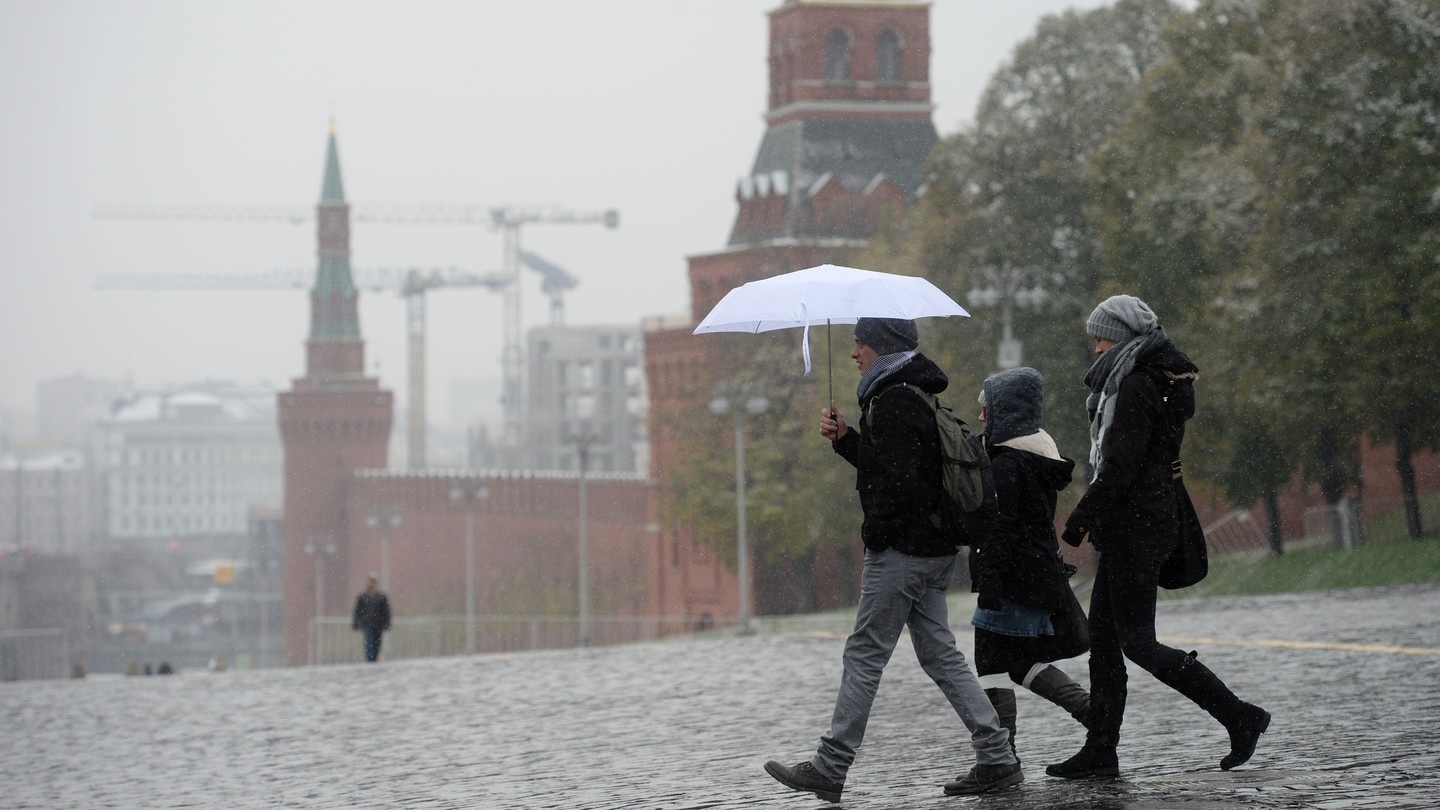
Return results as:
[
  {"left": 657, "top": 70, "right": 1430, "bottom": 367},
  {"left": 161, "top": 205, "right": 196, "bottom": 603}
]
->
[{"left": 3, "top": 584, "right": 1438, "bottom": 808}]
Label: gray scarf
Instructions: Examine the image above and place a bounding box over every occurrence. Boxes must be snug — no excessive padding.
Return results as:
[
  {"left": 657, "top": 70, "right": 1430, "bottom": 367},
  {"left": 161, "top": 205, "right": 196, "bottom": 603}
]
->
[
  {"left": 1082, "top": 327, "right": 1168, "bottom": 480},
  {"left": 857, "top": 351, "right": 916, "bottom": 403}
]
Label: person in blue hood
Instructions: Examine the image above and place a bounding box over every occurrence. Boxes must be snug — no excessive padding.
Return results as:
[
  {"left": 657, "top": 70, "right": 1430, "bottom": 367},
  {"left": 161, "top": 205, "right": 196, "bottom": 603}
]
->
[{"left": 969, "top": 366, "right": 1091, "bottom": 764}]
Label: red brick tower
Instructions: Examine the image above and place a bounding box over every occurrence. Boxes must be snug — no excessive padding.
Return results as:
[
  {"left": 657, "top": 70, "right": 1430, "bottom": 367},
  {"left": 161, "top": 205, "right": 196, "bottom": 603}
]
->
[
  {"left": 646, "top": 1, "right": 938, "bottom": 622},
  {"left": 277, "top": 123, "right": 393, "bottom": 665}
]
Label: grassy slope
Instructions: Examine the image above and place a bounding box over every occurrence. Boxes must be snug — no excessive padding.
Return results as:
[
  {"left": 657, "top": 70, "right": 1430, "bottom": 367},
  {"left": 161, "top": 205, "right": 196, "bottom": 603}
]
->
[{"left": 1169, "top": 537, "right": 1440, "bottom": 598}]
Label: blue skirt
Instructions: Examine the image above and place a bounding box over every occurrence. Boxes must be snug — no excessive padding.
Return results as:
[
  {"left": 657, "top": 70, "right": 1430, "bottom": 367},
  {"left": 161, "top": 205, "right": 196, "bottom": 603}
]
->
[{"left": 972, "top": 597, "right": 1055, "bottom": 638}]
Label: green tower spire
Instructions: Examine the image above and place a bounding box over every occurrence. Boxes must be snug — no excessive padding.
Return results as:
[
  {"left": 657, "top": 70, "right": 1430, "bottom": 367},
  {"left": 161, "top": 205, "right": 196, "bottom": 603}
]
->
[{"left": 309, "top": 120, "right": 362, "bottom": 349}]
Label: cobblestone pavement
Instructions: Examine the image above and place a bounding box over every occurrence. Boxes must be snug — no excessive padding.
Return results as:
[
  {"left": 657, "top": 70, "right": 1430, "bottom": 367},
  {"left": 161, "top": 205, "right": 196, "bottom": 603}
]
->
[{"left": 4, "top": 583, "right": 1439, "bottom": 809}]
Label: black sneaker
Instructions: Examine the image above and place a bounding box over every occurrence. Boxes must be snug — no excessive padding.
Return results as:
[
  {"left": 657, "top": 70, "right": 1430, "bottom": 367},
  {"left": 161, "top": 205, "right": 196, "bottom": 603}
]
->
[
  {"left": 1220, "top": 704, "right": 1271, "bottom": 771},
  {"left": 764, "top": 760, "right": 843, "bottom": 803},
  {"left": 1045, "top": 744, "right": 1119, "bottom": 780},
  {"left": 943, "top": 762, "right": 1024, "bottom": 795}
]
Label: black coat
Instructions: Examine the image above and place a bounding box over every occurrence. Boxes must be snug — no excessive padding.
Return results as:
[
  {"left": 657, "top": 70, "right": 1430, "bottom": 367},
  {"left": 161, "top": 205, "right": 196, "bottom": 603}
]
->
[
  {"left": 832, "top": 353, "right": 954, "bottom": 557},
  {"left": 972, "top": 442, "right": 1076, "bottom": 611},
  {"left": 1066, "top": 342, "right": 1197, "bottom": 554},
  {"left": 352, "top": 591, "right": 391, "bottom": 632}
]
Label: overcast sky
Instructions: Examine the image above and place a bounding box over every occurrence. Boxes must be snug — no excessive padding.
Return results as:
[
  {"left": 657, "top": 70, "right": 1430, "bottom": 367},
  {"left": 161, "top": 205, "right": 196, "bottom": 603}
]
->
[{"left": 0, "top": 0, "right": 1110, "bottom": 434}]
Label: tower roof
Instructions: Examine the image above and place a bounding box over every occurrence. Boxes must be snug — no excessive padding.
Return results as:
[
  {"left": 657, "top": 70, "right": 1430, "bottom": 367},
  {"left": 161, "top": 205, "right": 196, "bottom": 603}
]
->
[{"left": 321, "top": 121, "right": 345, "bottom": 203}]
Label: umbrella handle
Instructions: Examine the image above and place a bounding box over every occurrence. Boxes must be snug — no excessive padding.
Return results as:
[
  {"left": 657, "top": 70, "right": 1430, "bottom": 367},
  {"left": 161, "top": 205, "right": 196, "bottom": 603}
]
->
[{"left": 827, "top": 319, "right": 833, "bottom": 413}]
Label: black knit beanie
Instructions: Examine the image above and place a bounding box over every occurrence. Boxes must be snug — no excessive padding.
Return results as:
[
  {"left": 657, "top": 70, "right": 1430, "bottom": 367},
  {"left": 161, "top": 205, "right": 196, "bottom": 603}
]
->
[{"left": 854, "top": 317, "right": 919, "bottom": 355}]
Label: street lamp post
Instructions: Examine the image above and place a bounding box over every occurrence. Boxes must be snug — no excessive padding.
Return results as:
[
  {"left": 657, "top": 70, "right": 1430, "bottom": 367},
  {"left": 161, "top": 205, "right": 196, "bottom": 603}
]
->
[
  {"left": 302, "top": 536, "right": 336, "bottom": 666},
  {"left": 365, "top": 508, "right": 402, "bottom": 590},
  {"left": 709, "top": 383, "right": 769, "bottom": 635},
  {"left": 967, "top": 264, "right": 1048, "bottom": 370},
  {"left": 449, "top": 482, "right": 490, "bottom": 654},
  {"left": 567, "top": 431, "right": 599, "bottom": 648}
]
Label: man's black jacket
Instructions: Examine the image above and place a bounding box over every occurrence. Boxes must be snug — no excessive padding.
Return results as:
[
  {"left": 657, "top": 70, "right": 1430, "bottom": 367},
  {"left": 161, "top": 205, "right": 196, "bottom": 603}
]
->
[{"left": 832, "top": 353, "right": 956, "bottom": 557}]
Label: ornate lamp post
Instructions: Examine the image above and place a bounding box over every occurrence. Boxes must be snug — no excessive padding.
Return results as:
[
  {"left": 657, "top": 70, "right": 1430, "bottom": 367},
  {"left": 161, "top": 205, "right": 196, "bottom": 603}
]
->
[
  {"left": 966, "top": 264, "right": 1048, "bottom": 370},
  {"left": 365, "top": 508, "right": 402, "bottom": 590},
  {"left": 709, "top": 382, "right": 769, "bottom": 635},
  {"left": 302, "top": 535, "right": 336, "bottom": 666},
  {"left": 567, "top": 429, "right": 599, "bottom": 648},
  {"left": 449, "top": 482, "right": 490, "bottom": 654}
]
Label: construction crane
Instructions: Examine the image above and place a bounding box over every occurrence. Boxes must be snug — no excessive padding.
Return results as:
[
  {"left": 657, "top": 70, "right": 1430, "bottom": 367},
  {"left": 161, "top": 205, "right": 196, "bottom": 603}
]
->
[
  {"left": 95, "top": 266, "right": 508, "bottom": 469},
  {"left": 94, "top": 202, "right": 619, "bottom": 466},
  {"left": 518, "top": 250, "right": 579, "bottom": 327}
]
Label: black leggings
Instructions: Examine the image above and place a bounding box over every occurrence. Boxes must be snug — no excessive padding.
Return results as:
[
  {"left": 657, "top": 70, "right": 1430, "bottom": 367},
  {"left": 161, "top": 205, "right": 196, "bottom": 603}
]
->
[{"left": 1086, "top": 544, "right": 1190, "bottom": 746}]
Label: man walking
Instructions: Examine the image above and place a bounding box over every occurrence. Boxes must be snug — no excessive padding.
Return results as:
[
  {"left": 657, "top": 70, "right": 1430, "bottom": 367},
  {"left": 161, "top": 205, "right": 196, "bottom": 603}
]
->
[
  {"left": 1048, "top": 295, "right": 1270, "bottom": 779},
  {"left": 352, "top": 574, "right": 391, "bottom": 663},
  {"left": 764, "top": 317, "right": 1021, "bottom": 802}
]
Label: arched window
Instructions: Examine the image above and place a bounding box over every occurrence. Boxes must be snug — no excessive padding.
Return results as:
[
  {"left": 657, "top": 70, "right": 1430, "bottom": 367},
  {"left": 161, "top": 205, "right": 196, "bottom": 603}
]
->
[
  {"left": 877, "top": 30, "right": 902, "bottom": 82},
  {"left": 825, "top": 28, "right": 852, "bottom": 82}
]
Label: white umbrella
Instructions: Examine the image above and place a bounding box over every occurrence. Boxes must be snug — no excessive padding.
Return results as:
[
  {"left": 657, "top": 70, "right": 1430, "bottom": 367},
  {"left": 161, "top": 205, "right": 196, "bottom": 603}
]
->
[{"left": 693, "top": 263, "right": 969, "bottom": 404}]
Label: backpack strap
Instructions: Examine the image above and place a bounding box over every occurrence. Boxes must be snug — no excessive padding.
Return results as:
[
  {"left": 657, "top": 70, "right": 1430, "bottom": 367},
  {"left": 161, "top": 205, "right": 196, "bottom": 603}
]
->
[{"left": 862, "top": 382, "right": 929, "bottom": 432}]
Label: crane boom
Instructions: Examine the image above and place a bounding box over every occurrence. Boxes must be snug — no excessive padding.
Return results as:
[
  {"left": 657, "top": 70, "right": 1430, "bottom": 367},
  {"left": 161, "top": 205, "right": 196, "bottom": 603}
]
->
[
  {"left": 93, "top": 200, "right": 618, "bottom": 470},
  {"left": 94, "top": 266, "right": 508, "bottom": 470},
  {"left": 94, "top": 202, "right": 620, "bottom": 229}
]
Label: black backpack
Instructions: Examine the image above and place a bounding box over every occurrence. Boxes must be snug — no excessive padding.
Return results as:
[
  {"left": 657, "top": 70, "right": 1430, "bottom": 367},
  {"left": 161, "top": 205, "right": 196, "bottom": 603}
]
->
[{"left": 864, "top": 383, "right": 997, "bottom": 549}]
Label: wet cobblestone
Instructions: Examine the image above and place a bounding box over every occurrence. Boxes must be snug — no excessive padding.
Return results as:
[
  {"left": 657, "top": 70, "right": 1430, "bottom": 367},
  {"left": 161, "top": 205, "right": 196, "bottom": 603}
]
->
[{"left": 4, "top": 583, "right": 1439, "bottom": 808}]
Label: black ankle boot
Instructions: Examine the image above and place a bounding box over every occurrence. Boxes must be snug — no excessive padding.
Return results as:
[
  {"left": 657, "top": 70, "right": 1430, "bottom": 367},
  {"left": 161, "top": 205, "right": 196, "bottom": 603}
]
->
[
  {"left": 1045, "top": 743, "right": 1119, "bottom": 780},
  {"left": 1221, "top": 703, "right": 1271, "bottom": 770}
]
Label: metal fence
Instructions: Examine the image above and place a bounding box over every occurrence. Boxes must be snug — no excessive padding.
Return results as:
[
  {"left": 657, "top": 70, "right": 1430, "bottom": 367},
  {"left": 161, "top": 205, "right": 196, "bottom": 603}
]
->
[
  {"left": 305, "top": 513, "right": 1295, "bottom": 666},
  {"left": 1203, "top": 508, "right": 1272, "bottom": 556},
  {"left": 1303, "top": 499, "right": 1366, "bottom": 549},
  {"left": 310, "top": 614, "right": 743, "bottom": 665},
  {"left": 0, "top": 629, "right": 69, "bottom": 681}
]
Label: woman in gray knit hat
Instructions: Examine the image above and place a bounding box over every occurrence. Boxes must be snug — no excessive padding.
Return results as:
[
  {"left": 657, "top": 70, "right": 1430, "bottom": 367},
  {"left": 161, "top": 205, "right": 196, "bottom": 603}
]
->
[{"left": 1048, "top": 294, "right": 1271, "bottom": 780}]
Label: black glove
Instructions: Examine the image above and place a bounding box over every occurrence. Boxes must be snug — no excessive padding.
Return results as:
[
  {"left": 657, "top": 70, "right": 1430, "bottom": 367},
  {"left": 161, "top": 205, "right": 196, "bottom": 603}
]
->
[{"left": 977, "top": 591, "right": 1003, "bottom": 611}]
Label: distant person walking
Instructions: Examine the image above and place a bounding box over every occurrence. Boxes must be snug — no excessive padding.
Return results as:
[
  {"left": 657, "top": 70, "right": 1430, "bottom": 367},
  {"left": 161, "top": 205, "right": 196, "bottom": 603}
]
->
[
  {"left": 764, "top": 317, "right": 1021, "bottom": 803},
  {"left": 352, "top": 574, "right": 391, "bottom": 663},
  {"left": 970, "top": 367, "right": 1091, "bottom": 761},
  {"left": 1048, "top": 295, "right": 1270, "bottom": 779}
]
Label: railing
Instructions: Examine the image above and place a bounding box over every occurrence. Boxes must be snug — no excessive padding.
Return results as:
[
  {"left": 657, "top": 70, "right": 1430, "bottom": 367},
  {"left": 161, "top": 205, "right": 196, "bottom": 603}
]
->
[
  {"left": 0, "top": 629, "right": 69, "bottom": 682},
  {"left": 1203, "top": 508, "right": 1272, "bottom": 556},
  {"left": 310, "top": 614, "right": 743, "bottom": 665},
  {"left": 307, "top": 515, "right": 1293, "bottom": 666}
]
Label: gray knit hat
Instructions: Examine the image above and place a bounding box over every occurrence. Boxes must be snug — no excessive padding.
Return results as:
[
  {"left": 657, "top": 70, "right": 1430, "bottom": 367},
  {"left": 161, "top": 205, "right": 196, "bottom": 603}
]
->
[
  {"left": 854, "top": 317, "right": 919, "bottom": 355},
  {"left": 1086, "top": 294, "right": 1159, "bottom": 343},
  {"left": 981, "top": 367, "right": 1045, "bottom": 445}
]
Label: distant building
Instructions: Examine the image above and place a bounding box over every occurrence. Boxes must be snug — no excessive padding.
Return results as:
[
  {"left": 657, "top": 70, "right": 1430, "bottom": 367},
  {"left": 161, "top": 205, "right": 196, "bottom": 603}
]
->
[
  {"left": 92, "top": 384, "right": 282, "bottom": 552},
  {"left": 36, "top": 374, "right": 121, "bottom": 448},
  {"left": 0, "top": 449, "right": 89, "bottom": 553},
  {"left": 524, "top": 324, "right": 648, "bottom": 473}
]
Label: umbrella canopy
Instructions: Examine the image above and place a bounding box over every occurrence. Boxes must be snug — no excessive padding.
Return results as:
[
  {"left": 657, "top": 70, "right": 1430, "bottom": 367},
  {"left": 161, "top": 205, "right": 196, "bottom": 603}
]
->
[
  {"left": 692, "top": 263, "right": 970, "bottom": 403},
  {"left": 693, "top": 263, "right": 968, "bottom": 337}
]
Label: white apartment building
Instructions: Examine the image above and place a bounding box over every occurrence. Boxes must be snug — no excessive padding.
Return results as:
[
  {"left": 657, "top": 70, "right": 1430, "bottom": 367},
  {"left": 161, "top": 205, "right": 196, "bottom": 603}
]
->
[
  {"left": 0, "top": 450, "right": 89, "bottom": 553},
  {"left": 525, "top": 325, "right": 648, "bottom": 473},
  {"left": 92, "top": 385, "right": 282, "bottom": 545}
]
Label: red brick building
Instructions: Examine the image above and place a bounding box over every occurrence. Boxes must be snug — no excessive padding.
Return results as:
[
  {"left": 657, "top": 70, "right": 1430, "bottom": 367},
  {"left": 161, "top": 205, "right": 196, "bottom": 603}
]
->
[{"left": 646, "top": 0, "right": 941, "bottom": 623}]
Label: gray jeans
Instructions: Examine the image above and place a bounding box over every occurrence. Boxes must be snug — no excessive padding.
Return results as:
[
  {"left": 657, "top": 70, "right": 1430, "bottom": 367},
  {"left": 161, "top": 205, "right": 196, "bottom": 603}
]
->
[{"left": 812, "top": 547, "right": 1014, "bottom": 781}]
